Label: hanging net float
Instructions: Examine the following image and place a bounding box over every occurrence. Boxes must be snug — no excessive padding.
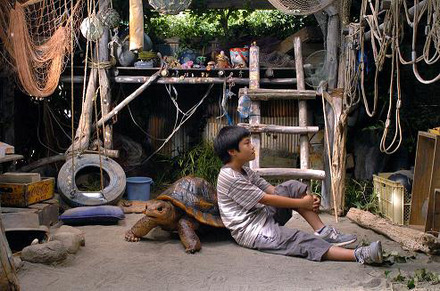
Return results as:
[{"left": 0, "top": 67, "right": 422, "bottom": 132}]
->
[
  {"left": 80, "top": 15, "right": 104, "bottom": 41},
  {"left": 148, "top": 0, "right": 192, "bottom": 15},
  {"left": 98, "top": 7, "right": 121, "bottom": 29}
]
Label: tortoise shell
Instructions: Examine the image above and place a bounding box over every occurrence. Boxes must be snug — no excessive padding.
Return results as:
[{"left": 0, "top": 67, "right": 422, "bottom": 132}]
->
[{"left": 156, "top": 176, "right": 224, "bottom": 228}]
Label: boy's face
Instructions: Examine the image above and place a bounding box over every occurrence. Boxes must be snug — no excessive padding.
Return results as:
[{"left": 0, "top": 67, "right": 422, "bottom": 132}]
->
[{"left": 228, "top": 136, "right": 255, "bottom": 163}]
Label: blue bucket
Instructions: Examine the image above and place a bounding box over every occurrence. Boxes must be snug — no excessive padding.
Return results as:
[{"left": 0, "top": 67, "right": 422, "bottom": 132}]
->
[{"left": 125, "top": 177, "right": 153, "bottom": 201}]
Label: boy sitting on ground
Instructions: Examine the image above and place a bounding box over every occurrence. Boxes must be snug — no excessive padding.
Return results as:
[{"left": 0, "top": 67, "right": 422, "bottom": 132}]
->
[{"left": 214, "top": 125, "right": 382, "bottom": 264}]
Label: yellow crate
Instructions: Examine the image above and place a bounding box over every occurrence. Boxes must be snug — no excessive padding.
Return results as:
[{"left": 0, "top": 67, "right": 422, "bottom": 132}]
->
[
  {"left": 373, "top": 174, "right": 411, "bottom": 225},
  {"left": 0, "top": 177, "right": 54, "bottom": 207}
]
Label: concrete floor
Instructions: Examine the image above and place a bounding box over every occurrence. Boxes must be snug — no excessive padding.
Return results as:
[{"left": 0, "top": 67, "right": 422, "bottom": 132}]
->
[{"left": 17, "top": 213, "right": 440, "bottom": 291}]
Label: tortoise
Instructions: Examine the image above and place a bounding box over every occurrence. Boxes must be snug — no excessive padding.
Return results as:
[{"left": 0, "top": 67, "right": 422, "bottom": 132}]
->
[{"left": 125, "top": 176, "right": 224, "bottom": 253}]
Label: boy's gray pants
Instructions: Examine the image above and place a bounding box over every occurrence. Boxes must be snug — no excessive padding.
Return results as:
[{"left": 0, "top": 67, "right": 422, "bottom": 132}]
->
[{"left": 252, "top": 180, "right": 332, "bottom": 262}]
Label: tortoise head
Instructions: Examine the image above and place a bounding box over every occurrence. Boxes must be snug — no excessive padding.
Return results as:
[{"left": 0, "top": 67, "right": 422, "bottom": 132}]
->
[{"left": 144, "top": 200, "right": 176, "bottom": 223}]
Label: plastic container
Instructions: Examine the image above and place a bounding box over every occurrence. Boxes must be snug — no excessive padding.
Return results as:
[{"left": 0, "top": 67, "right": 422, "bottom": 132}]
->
[
  {"left": 125, "top": 177, "right": 153, "bottom": 201},
  {"left": 373, "top": 174, "right": 411, "bottom": 225}
]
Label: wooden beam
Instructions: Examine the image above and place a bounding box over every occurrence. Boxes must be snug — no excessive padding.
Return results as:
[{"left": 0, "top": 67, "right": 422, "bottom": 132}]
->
[
  {"left": 61, "top": 76, "right": 298, "bottom": 85},
  {"left": 239, "top": 88, "right": 316, "bottom": 100},
  {"left": 0, "top": 155, "right": 23, "bottom": 164},
  {"left": 96, "top": 71, "right": 161, "bottom": 127},
  {"left": 146, "top": 0, "right": 274, "bottom": 10},
  {"left": 275, "top": 27, "right": 323, "bottom": 54},
  {"left": 254, "top": 168, "right": 326, "bottom": 180},
  {"left": 238, "top": 123, "right": 319, "bottom": 134}
]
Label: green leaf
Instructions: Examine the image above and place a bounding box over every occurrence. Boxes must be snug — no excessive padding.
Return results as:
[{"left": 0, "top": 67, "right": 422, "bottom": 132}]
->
[{"left": 407, "top": 278, "right": 415, "bottom": 289}]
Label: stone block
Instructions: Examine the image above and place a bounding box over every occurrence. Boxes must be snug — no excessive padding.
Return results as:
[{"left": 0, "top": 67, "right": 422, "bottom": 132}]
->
[{"left": 21, "top": 241, "right": 67, "bottom": 264}]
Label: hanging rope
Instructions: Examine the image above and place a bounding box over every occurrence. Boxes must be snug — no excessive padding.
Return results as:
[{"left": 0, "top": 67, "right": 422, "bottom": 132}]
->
[{"left": 353, "top": 0, "right": 440, "bottom": 154}]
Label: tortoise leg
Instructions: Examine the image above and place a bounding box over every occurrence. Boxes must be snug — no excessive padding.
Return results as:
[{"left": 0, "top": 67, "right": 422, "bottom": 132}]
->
[
  {"left": 177, "top": 217, "right": 200, "bottom": 253},
  {"left": 125, "top": 216, "right": 158, "bottom": 242}
]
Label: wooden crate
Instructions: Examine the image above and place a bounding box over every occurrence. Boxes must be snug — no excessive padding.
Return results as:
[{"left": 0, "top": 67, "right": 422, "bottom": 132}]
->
[
  {"left": 0, "top": 177, "right": 55, "bottom": 207},
  {"left": 409, "top": 132, "right": 440, "bottom": 232}
]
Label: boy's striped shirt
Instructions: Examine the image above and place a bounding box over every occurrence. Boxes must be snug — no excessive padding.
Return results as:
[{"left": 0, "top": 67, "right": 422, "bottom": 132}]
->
[{"left": 217, "top": 166, "right": 271, "bottom": 247}]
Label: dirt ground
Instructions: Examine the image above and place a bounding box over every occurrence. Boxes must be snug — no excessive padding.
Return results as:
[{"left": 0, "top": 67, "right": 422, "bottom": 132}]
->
[{"left": 16, "top": 213, "right": 440, "bottom": 291}]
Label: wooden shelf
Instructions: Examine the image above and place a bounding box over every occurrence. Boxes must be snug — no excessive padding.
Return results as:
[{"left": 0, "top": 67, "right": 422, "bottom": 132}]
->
[{"left": 0, "top": 155, "right": 23, "bottom": 164}]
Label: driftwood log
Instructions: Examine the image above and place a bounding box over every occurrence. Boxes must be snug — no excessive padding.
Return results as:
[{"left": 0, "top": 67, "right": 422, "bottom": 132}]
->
[
  {"left": 0, "top": 216, "right": 20, "bottom": 290},
  {"left": 346, "top": 208, "right": 440, "bottom": 254}
]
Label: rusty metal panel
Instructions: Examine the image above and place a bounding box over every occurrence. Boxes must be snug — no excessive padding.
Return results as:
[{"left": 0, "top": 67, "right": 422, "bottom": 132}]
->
[
  {"left": 204, "top": 99, "right": 299, "bottom": 154},
  {"left": 0, "top": 178, "right": 55, "bottom": 207},
  {"left": 146, "top": 94, "right": 300, "bottom": 156}
]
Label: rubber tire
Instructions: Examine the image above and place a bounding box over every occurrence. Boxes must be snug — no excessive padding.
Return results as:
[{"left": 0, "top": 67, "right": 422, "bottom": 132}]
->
[{"left": 57, "top": 154, "right": 126, "bottom": 207}]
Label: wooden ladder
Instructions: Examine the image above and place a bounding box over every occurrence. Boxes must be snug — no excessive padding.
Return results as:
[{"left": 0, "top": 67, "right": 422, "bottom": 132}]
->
[{"left": 238, "top": 37, "right": 326, "bottom": 181}]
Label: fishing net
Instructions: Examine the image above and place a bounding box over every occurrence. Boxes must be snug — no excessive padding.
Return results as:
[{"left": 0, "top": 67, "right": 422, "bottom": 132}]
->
[
  {"left": 0, "top": 0, "right": 84, "bottom": 98},
  {"left": 267, "top": 0, "right": 335, "bottom": 15}
]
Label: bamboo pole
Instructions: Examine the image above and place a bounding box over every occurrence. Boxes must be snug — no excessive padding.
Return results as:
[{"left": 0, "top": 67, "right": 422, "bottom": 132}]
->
[{"left": 96, "top": 71, "right": 161, "bottom": 127}]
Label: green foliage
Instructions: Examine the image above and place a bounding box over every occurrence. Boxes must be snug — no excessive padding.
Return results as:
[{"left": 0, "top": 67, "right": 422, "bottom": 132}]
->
[
  {"left": 146, "top": 10, "right": 313, "bottom": 50},
  {"left": 150, "top": 142, "right": 222, "bottom": 195},
  {"left": 344, "top": 178, "right": 379, "bottom": 214},
  {"left": 382, "top": 251, "right": 416, "bottom": 265},
  {"left": 175, "top": 141, "right": 223, "bottom": 186},
  {"left": 390, "top": 268, "right": 440, "bottom": 289},
  {"left": 310, "top": 179, "right": 322, "bottom": 196}
]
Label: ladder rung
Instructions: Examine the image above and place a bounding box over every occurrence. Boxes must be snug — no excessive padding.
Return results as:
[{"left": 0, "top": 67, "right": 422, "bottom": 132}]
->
[
  {"left": 238, "top": 123, "right": 319, "bottom": 134},
  {"left": 239, "top": 88, "right": 316, "bottom": 100},
  {"left": 252, "top": 168, "right": 326, "bottom": 180}
]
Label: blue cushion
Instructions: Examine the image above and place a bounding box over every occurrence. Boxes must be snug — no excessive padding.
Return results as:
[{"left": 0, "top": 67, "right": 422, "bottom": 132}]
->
[{"left": 59, "top": 206, "right": 125, "bottom": 225}]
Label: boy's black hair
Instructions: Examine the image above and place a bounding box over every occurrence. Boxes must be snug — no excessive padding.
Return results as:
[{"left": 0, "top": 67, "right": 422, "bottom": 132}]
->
[{"left": 214, "top": 125, "right": 251, "bottom": 164}]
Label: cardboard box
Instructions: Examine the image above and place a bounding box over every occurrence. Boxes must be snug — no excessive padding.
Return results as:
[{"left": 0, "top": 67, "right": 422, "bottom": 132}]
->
[{"left": 0, "top": 177, "right": 55, "bottom": 207}]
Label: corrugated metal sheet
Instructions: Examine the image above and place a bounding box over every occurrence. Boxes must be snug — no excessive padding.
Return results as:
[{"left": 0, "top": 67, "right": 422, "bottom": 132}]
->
[
  {"left": 204, "top": 98, "right": 300, "bottom": 154},
  {"left": 147, "top": 92, "right": 300, "bottom": 156}
]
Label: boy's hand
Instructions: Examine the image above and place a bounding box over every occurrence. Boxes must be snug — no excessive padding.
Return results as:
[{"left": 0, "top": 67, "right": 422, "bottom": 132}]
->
[
  {"left": 301, "top": 195, "right": 315, "bottom": 210},
  {"left": 312, "top": 195, "right": 321, "bottom": 213}
]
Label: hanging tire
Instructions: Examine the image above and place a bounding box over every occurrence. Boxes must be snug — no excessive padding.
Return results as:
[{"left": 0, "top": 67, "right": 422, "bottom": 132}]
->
[{"left": 57, "top": 154, "right": 126, "bottom": 207}]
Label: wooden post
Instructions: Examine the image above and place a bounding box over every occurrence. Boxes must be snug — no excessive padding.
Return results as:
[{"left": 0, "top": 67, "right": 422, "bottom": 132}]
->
[
  {"left": 0, "top": 214, "right": 20, "bottom": 290},
  {"left": 322, "top": 10, "right": 341, "bottom": 211},
  {"left": 98, "top": 0, "right": 113, "bottom": 150},
  {"left": 67, "top": 68, "right": 98, "bottom": 154},
  {"left": 294, "top": 37, "right": 309, "bottom": 172},
  {"left": 248, "top": 43, "right": 260, "bottom": 170}
]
